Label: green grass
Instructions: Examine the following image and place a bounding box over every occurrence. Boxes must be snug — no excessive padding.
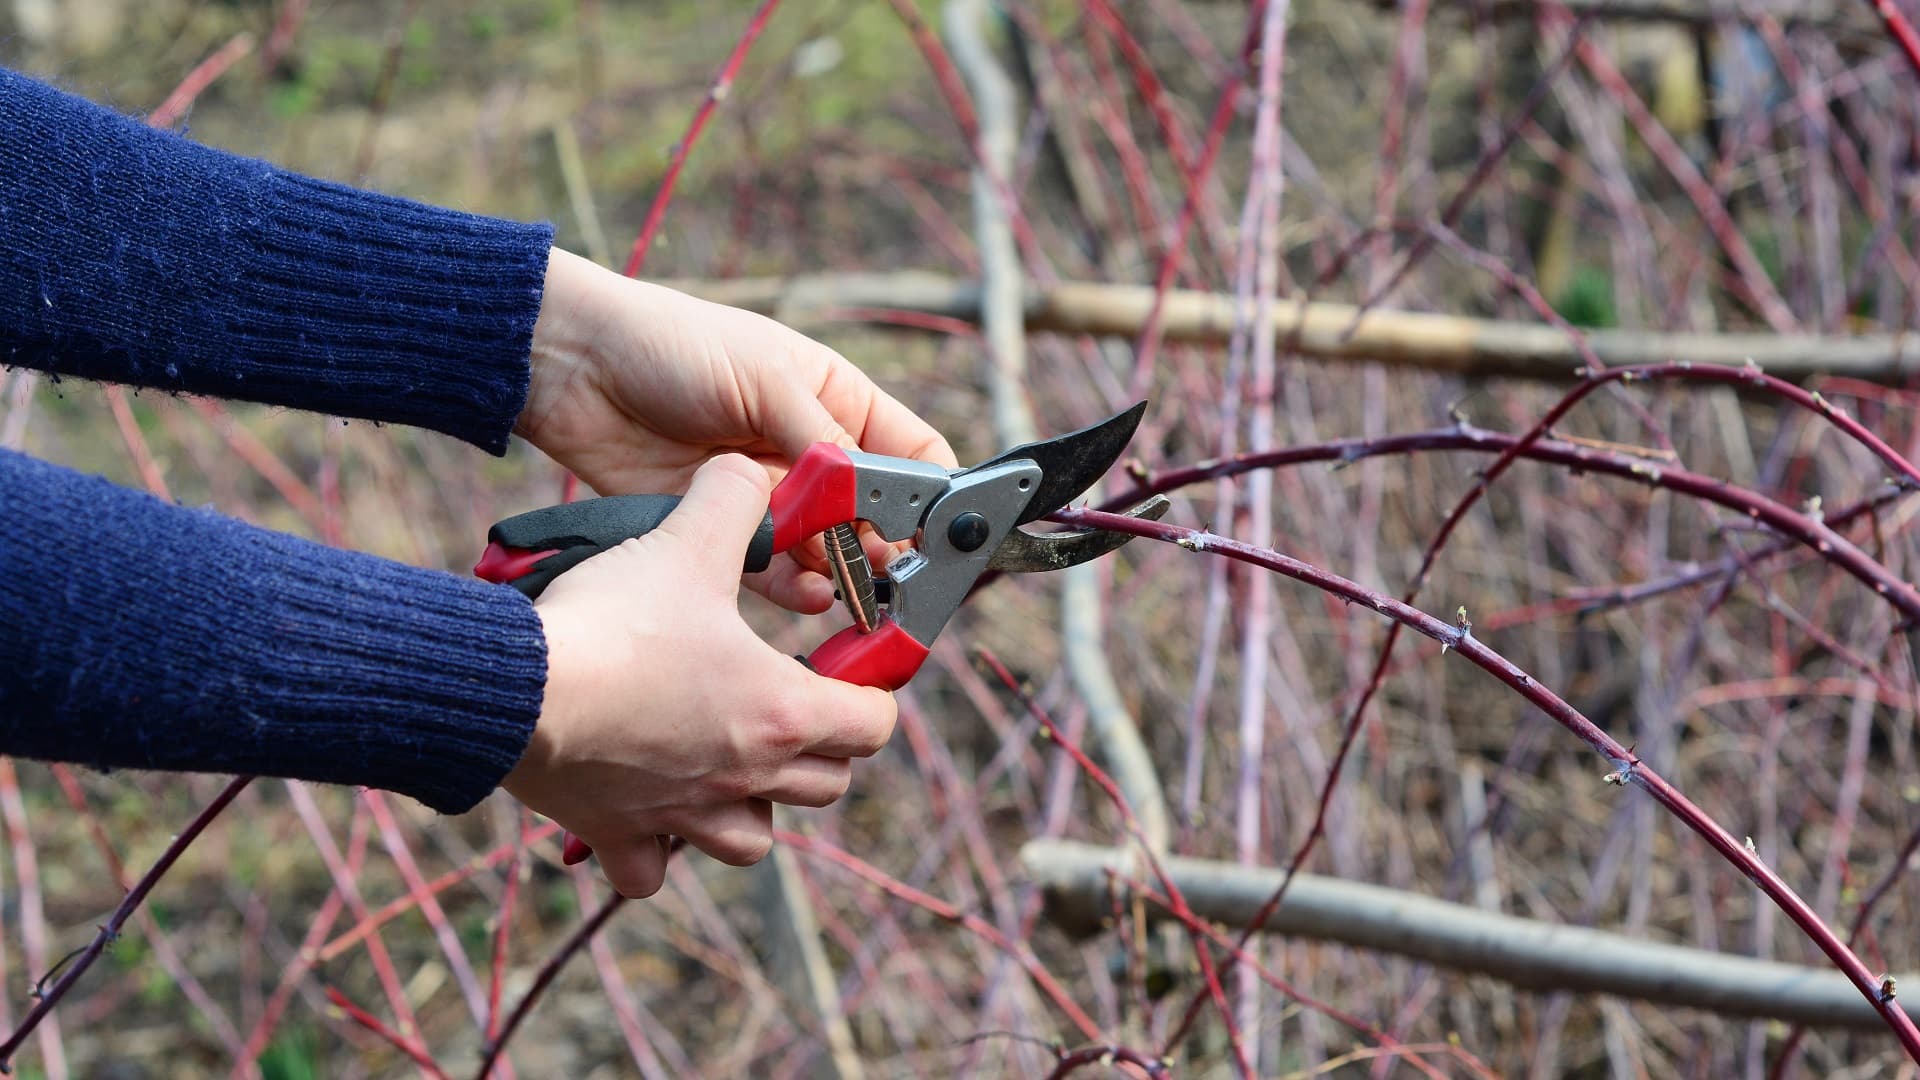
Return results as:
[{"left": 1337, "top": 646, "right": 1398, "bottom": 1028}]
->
[
  {"left": 259, "top": 1026, "right": 322, "bottom": 1080},
  {"left": 1553, "top": 265, "right": 1618, "bottom": 329}
]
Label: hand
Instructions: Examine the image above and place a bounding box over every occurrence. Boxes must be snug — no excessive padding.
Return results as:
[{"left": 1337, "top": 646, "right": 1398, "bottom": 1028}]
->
[
  {"left": 503, "top": 455, "right": 898, "bottom": 898},
  {"left": 516, "top": 249, "right": 959, "bottom": 611}
]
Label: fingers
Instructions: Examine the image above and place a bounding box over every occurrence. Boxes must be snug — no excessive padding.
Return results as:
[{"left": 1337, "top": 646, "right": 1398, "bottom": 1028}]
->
[
  {"left": 597, "top": 834, "right": 672, "bottom": 899},
  {"left": 854, "top": 384, "right": 960, "bottom": 469},
  {"left": 814, "top": 359, "right": 960, "bottom": 470},
  {"left": 677, "top": 799, "right": 774, "bottom": 866},
  {"left": 653, "top": 453, "right": 771, "bottom": 579},
  {"left": 790, "top": 676, "right": 898, "bottom": 758},
  {"left": 758, "top": 754, "right": 853, "bottom": 808},
  {"left": 762, "top": 371, "right": 859, "bottom": 465},
  {"left": 754, "top": 326, "right": 957, "bottom": 472},
  {"left": 744, "top": 557, "right": 837, "bottom": 614}
]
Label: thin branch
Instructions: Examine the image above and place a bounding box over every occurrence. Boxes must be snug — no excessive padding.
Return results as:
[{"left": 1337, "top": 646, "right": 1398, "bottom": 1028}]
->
[
  {"left": 473, "top": 891, "right": 627, "bottom": 1080},
  {"left": 1228, "top": 0, "right": 1290, "bottom": 1064},
  {"left": 1047, "top": 505, "right": 1920, "bottom": 1059},
  {"left": 778, "top": 829, "right": 1104, "bottom": 1043},
  {"left": 324, "top": 987, "right": 449, "bottom": 1080},
  {"left": 148, "top": 33, "right": 256, "bottom": 129},
  {"left": 1864, "top": 0, "right": 1920, "bottom": 79},
  {"left": 622, "top": 0, "right": 783, "bottom": 277},
  {"left": 975, "top": 650, "right": 1249, "bottom": 1074},
  {"left": 318, "top": 822, "right": 559, "bottom": 963},
  {"left": 0, "top": 777, "right": 249, "bottom": 1072}
]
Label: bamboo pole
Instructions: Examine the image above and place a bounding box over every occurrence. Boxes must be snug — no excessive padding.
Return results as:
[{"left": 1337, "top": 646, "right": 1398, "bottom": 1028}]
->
[
  {"left": 668, "top": 272, "right": 1920, "bottom": 383},
  {"left": 1022, "top": 839, "right": 1920, "bottom": 1032}
]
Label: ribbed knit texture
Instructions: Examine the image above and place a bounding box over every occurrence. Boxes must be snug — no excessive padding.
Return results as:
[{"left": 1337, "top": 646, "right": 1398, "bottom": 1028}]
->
[
  {"left": 0, "top": 68, "right": 557, "bottom": 812},
  {"left": 0, "top": 67, "right": 552, "bottom": 453},
  {"left": 0, "top": 448, "right": 546, "bottom": 813}
]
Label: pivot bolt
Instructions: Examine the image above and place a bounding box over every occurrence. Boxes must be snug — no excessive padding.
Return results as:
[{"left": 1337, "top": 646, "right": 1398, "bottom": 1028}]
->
[{"left": 948, "top": 511, "right": 990, "bottom": 552}]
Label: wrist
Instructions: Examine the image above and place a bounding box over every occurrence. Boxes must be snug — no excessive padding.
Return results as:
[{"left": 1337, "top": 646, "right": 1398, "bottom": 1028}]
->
[
  {"left": 506, "top": 598, "right": 574, "bottom": 794},
  {"left": 518, "top": 248, "right": 613, "bottom": 443}
]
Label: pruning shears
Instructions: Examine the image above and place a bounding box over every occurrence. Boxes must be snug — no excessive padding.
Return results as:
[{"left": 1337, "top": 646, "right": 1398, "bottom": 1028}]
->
[{"left": 475, "top": 401, "right": 1164, "bottom": 862}]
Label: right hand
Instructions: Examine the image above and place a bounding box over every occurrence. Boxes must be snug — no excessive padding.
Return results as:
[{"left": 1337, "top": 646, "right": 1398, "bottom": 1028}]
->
[{"left": 502, "top": 454, "right": 899, "bottom": 898}]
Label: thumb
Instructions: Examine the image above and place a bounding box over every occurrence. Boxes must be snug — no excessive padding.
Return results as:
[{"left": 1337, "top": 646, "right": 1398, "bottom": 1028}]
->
[
  {"left": 653, "top": 454, "right": 772, "bottom": 580},
  {"left": 763, "top": 369, "right": 858, "bottom": 461}
]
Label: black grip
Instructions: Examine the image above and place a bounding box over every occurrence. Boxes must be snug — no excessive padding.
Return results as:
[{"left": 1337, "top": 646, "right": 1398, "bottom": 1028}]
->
[{"left": 487, "top": 495, "right": 775, "bottom": 598}]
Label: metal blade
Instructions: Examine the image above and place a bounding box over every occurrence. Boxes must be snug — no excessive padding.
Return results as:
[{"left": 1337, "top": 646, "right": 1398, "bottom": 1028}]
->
[
  {"left": 987, "top": 495, "right": 1169, "bottom": 573},
  {"left": 969, "top": 401, "right": 1148, "bottom": 526}
]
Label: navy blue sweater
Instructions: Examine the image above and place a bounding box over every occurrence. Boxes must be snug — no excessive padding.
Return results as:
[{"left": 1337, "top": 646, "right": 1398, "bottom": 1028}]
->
[{"left": 0, "top": 68, "right": 551, "bottom": 813}]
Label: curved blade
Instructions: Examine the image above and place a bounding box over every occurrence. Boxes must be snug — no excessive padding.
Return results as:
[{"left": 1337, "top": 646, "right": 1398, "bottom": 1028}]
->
[
  {"left": 970, "top": 401, "right": 1148, "bottom": 526},
  {"left": 988, "top": 495, "right": 1169, "bottom": 573}
]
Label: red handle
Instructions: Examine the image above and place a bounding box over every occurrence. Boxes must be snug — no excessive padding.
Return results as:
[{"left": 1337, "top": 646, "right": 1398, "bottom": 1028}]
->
[
  {"left": 805, "top": 617, "right": 930, "bottom": 691},
  {"left": 769, "top": 442, "right": 858, "bottom": 552},
  {"left": 474, "top": 541, "right": 560, "bottom": 585}
]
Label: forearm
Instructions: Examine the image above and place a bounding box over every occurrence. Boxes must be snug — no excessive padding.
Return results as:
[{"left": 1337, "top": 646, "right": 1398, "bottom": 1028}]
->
[
  {"left": 0, "top": 67, "right": 550, "bottom": 454},
  {"left": 0, "top": 448, "right": 545, "bottom": 812}
]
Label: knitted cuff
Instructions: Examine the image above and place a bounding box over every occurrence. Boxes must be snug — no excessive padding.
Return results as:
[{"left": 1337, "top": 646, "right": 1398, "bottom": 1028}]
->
[
  {"left": 0, "top": 68, "right": 552, "bottom": 454},
  {"left": 228, "top": 174, "right": 553, "bottom": 454},
  {"left": 0, "top": 449, "right": 547, "bottom": 813},
  {"left": 218, "top": 527, "right": 550, "bottom": 812}
]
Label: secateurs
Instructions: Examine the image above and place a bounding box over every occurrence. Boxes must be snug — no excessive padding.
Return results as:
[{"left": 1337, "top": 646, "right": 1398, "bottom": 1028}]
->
[{"left": 475, "top": 401, "right": 1164, "bottom": 861}]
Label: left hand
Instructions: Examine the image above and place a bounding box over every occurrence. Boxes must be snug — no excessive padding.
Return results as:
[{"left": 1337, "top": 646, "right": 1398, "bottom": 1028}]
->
[{"left": 515, "top": 248, "right": 959, "bottom": 612}]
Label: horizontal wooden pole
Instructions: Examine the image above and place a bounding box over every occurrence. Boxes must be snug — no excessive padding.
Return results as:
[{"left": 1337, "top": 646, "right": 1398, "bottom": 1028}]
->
[
  {"left": 1022, "top": 839, "right": 1917, "bottom": 1032},
  {"left": 665, "top": 272, "right": 1920, "bottom": 384}
]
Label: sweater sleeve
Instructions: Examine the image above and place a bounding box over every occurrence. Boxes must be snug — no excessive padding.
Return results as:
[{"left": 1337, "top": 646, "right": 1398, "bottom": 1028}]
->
[
  {"left": 0, "top": 67, "right": 551, "bottom": 454},
  {"left": 0, "top": 447, "right": 546, "bottom": 813}
]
